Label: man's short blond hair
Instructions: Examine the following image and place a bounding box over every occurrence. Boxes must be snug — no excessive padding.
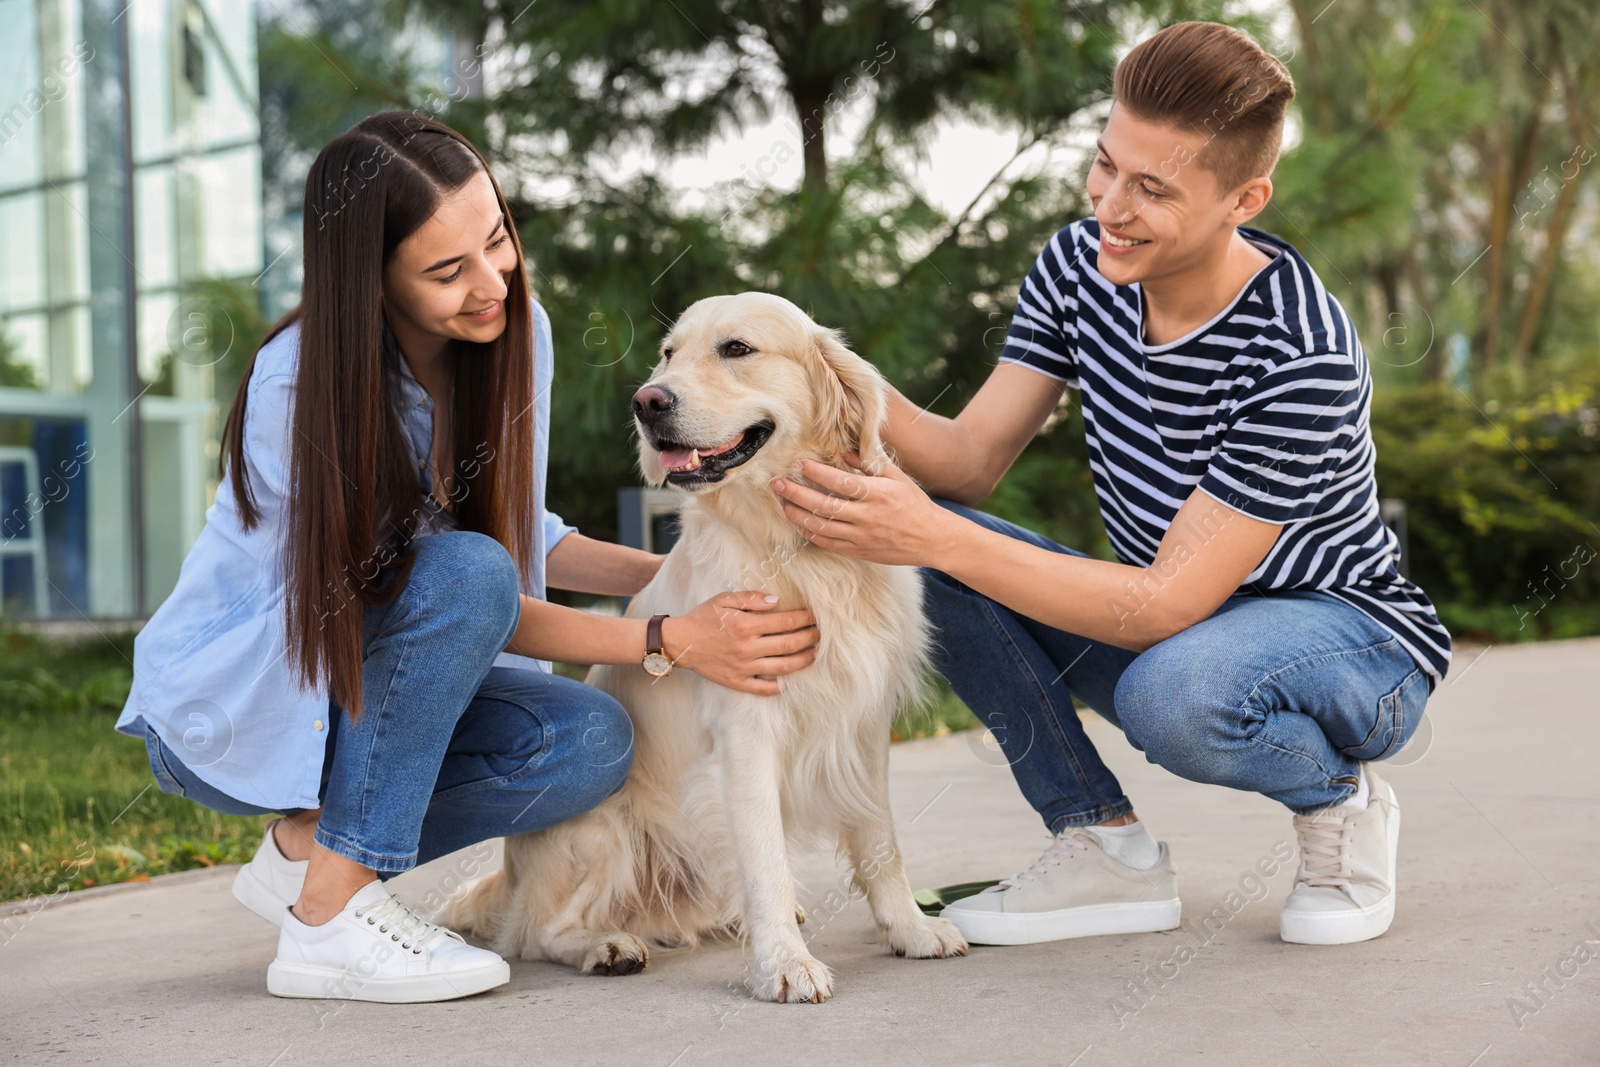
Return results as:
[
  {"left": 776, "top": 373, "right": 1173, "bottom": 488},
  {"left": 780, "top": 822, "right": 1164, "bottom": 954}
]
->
[{"left": 1112, "top": 21, "right": 1296, "bottom": 193}]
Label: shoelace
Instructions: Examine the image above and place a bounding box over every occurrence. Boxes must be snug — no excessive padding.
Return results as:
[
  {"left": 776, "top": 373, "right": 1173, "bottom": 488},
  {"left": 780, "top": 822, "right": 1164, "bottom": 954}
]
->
[
  {"left": 1293, "top": 811, "right": 1355, "bottom": 889},
  {"left": 997, "top": 829, "right": 1095, "bottom": 888},
  {"left": 352, "top": 893, "right": 460, "bottom": 954}
]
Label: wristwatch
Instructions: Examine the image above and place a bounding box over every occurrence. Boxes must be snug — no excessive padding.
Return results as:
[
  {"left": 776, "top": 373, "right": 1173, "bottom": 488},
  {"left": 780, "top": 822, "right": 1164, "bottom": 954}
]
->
[{"left": 642, "top": 613, "right": 673, "bottom": 677}]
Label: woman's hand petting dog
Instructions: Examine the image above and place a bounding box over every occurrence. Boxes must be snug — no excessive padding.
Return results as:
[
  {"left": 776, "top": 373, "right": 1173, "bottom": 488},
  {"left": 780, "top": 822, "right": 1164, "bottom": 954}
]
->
[
  {"left": 771, "top": 451, "right": 952, "bottom": 568},
  {"left": 660, "top": 593, "right": 820, "bottom": 696}
]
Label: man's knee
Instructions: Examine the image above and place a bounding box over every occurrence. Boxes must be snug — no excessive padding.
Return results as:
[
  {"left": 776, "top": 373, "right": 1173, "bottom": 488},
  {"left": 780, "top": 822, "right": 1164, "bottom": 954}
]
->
[
  {"left": 916, "top": 565, "right": 994, "bottom": 668},
  {"left": 927, "top": 497, "right": 1028, "bottom": 545},
  {"left": 917, "top": 563, "right": 964, "bottom": 598},
  {"left": 927, "top": 498, "right": 1087, "bottom": 559},
  {"left": 1113, "top": 646, "right": 1241, "bottom": 765},
  {"left": 929, "top": 496, "right": 986, "bottom": 521}
]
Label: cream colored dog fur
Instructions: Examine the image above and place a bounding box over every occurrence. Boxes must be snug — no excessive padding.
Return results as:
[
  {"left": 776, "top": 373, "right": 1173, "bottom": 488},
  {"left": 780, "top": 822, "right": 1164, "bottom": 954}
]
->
[{"left": 444, "top": 293, "right": 966, "bottom": 1003}]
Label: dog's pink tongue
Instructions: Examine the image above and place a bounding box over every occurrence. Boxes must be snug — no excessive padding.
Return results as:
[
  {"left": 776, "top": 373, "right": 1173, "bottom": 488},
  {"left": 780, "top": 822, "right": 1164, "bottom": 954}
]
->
[{"left": 660, "top": 447, "right": 697, "bottom": 470}]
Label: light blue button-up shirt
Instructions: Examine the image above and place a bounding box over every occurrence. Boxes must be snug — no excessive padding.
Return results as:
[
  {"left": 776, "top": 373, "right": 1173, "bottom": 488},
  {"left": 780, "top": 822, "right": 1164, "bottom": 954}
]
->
[{"left": 115, "top": 296, "right": 577, "bottom": 811}]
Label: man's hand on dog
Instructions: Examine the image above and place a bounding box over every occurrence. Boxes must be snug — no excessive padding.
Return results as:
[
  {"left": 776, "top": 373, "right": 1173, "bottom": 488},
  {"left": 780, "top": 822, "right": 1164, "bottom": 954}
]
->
[{"left": 771, "top": 452, "right": 951, "bottom": 567}]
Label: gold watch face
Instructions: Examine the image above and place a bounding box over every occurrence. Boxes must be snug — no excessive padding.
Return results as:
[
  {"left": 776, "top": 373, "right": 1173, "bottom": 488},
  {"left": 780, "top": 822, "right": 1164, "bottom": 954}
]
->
[{"left": 642, "top": 652, "right": 672, "bottom": 677}]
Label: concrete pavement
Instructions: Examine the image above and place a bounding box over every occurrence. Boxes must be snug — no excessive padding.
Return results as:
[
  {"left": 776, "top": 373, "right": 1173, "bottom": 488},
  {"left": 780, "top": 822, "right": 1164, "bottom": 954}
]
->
[{"left": 4, "top": 638, "right": 1598, "bottom": 1065}]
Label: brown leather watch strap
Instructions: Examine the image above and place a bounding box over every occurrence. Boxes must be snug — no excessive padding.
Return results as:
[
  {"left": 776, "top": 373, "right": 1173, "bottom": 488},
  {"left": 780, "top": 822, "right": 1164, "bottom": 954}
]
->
[{"left": 646, "top": 613, "right": 669, "bottom": 656}]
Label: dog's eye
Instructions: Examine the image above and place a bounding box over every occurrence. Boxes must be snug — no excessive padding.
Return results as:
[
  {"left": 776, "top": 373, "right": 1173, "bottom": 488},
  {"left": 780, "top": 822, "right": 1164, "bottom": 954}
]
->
[
  {"left": 662, "top": 346, "right": 674, "bottom": 362},
  {"left": 722, "top": 340, "right": 753, "bottom": 358}
]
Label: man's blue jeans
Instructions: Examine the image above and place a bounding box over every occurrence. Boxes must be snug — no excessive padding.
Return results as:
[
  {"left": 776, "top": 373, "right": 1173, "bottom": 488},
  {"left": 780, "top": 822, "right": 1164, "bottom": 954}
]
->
[
  {"left": 919, "top": 499, "right": 1433, "bottom": 824},
  {"left": 143, "top": 530, "right": 634, "bottom": 878}
]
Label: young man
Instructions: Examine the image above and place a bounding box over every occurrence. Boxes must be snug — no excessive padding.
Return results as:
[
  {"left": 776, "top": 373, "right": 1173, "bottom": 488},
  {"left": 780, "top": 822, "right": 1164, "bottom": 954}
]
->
[{"left": 769, "top": 21, "right": 1451, "bottom": 947}]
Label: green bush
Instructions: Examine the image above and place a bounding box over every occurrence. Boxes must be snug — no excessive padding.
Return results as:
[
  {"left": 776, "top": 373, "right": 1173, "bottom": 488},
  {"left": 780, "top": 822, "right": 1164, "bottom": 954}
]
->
[{"left": 1372, "top": 378, "right": 1600, "bottom": 642}]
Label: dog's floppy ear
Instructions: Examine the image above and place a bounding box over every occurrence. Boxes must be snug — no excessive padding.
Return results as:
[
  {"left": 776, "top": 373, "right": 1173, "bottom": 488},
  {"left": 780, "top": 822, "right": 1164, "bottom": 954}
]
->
[{"left": 809, "top": 328, "right": 889, "bottom": 472}]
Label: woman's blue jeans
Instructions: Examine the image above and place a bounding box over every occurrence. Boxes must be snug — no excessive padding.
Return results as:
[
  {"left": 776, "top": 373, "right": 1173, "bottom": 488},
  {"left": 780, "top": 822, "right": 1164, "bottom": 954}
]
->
[
  {"left": 919, "top": 499, "right": 1433, "bottom": 824},
  {"left": 143, "top": 530, "right": 633, "bottom": 878}
]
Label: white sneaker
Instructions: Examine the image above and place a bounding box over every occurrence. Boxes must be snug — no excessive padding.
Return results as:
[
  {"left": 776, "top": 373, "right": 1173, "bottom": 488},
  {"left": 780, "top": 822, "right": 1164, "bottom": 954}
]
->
[
  {"left": 233, "top": 818, "right": 307, "bottom": 927},
  {"left": 940, "top": 828, "right": 1181, "bottom": 945},
  {"left": 1280, "top": 765, "right": 1400, "bottom": 945},
  {"left": 267, "top": 880, "right": 510, "bottom": 1002}
]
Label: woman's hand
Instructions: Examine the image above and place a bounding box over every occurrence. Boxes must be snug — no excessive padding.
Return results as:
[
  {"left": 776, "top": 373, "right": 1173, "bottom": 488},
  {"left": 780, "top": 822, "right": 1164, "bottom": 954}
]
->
[
  {"left": 771, "top": 451, "right": 952, "bottom": 567},
  {"left": 658, "top": 592, "right": 819, "bottom": 696}
]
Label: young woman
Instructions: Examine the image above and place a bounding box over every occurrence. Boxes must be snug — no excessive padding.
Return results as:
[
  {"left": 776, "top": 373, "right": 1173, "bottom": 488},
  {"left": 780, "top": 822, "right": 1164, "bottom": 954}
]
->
[{"left": 113, "top": 112, "right": 820, "bottom": 1003}]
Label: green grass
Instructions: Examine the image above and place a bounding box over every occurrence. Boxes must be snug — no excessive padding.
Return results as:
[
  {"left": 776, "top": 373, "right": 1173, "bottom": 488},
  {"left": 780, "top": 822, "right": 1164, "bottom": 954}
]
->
[{"left": 0, "top": 627, "right": 272, "bottom": 904}]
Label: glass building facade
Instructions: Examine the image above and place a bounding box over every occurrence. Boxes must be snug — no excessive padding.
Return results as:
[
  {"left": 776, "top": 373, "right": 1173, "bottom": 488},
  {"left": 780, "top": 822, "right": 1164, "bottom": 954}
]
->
[{"left": 0, "top": 0, "right": 262, "bottom": 618}]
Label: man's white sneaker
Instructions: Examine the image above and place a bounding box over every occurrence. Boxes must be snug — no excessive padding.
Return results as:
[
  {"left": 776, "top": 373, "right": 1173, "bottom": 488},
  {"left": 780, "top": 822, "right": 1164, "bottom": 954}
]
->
[
  {"left": 267, "top": 880, "right": 510, "bottom": 1002},
  {"left": 232, "top": 818, "right": 307, "bottom": 927},
  {"left": 940, "top": 828, "right": 1181, "bottom": 945},
  {"left": 1280, "top": 765, "right": 1400, "bottom": 945}
]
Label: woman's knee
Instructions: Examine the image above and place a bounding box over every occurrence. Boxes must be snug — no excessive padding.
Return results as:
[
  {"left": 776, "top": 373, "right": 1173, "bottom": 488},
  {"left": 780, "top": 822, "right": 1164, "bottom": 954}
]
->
[
  {"left": 559, "top": 687, "right": 635, "bottom": 804},
  {"left": 408, "top": 531, "right": 522, "bottom": 639},
  {"left": 453, "top": 684, "right": 632, "bottom": 824}
]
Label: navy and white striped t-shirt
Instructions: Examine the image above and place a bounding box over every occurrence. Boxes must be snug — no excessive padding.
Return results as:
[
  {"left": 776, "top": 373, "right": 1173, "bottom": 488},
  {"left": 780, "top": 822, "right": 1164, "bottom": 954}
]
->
[{"left": 998, "top": 219, "right": 1452, "bottom": 685}]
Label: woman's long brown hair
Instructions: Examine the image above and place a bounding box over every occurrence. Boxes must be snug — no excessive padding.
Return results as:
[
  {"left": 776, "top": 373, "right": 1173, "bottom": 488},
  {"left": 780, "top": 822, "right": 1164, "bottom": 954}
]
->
[{"left": 218, "top": 112, "right": 535, "bottom": 724}]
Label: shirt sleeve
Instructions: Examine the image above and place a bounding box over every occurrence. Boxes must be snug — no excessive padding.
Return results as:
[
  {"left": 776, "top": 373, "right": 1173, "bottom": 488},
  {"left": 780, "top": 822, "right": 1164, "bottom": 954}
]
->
[
  {"left": 996, "top": 224, "right": 1085, "bottom": 388},
  {"left": 242, "top": 370, "right": 295, "bottom": 504},
  {"left": 528, "top": 295, "right": 576, "bottom": 559},
  {"left": 1196, "top": 351, "right": 1365, "bottom": 524},
  {"left": 543, "top": 510, "right": 577, "bottom": 554}
]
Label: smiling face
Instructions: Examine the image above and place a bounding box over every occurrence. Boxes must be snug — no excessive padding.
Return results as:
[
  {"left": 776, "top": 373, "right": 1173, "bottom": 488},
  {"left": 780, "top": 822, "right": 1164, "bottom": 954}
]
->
[
  {"left": 381, "top": 169, "right": 519, "bottom": 355},
  {"left": 1086, "top": 102, "right": 1272, "bottom": 289},
  {"left": 633, "top": 293, "right": 886, "bottom": 494}
]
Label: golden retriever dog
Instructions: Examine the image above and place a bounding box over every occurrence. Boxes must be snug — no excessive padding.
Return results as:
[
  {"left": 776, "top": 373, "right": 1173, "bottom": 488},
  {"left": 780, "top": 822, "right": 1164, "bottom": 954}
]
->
[{"left": 444, "top": 292, "right": 967, "bottom": 1002}]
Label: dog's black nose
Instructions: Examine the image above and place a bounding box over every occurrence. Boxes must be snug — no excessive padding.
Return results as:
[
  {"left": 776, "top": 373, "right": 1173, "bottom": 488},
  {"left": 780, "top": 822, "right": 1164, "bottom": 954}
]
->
[{"left": 631, "top": 384, "right": 677, "bottom": 427}]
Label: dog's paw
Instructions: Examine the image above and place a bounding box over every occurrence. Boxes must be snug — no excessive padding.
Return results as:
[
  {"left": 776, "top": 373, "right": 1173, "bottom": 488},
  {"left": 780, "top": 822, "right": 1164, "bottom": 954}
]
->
[
  {"left": 581, "top": 932, "right": 650, "bottom": 976},
  {"left": 887, "top": 915, "right": 969, "bottom": 960},
  {"left": 749, "top": 953, "right": 834, "bottom": 1004}
]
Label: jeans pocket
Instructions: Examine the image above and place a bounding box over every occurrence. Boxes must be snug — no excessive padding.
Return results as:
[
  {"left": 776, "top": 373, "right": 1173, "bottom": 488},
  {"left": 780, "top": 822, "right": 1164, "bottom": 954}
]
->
[
  {"left": 145, "top": 729, "right": 189, "bottom": 798},
  {"left": 1348, "top": 666, "right": 1429, "bottom": 762}
]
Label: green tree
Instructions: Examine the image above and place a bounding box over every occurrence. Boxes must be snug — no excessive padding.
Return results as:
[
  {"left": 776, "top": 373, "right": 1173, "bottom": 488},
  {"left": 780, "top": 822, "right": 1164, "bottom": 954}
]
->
[
  {"left": 0, "top": 321, "right": 42, "bottom": 391},
  {"left": 254, "top": 0, "right": 1600, "bottom": 640},
  {"left": 388, "top": 0, "right": 1134, "bottom": 538},
  {"left": 1276, "top": 0, "right": 1600, "bottom": 383}
]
